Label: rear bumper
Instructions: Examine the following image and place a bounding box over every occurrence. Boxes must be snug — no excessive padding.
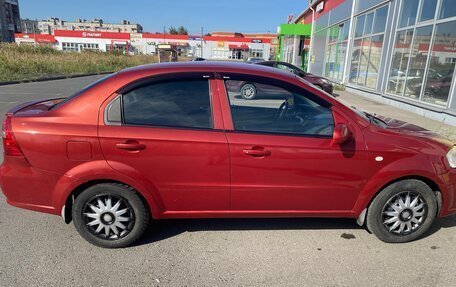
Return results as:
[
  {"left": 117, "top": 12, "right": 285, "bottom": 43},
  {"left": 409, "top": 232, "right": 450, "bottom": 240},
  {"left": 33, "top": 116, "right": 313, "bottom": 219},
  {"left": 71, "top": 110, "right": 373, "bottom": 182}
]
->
[{"left": 0, "top": 155, "right": 78, "bottom": 216}]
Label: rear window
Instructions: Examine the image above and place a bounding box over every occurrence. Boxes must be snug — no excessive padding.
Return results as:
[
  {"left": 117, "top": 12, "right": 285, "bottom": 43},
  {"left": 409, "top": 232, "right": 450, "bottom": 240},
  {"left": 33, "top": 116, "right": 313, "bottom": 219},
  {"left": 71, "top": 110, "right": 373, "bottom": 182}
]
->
[
  {"left": 49, "top": 73, "right": 116, "bottom": 110},
  {"left": 122, "top": 79, "right": 212, "bottom": 129}
]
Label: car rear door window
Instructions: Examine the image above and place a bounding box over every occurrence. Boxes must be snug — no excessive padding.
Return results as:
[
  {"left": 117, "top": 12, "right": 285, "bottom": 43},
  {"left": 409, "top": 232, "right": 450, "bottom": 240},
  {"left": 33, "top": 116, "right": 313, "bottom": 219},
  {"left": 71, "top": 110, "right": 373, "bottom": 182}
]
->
[
  {"left": 122, "top": 79, "right": 212, "bottom": 129},
  {"left": 225, "top": 80, "right": 334, "bottom": 137}
]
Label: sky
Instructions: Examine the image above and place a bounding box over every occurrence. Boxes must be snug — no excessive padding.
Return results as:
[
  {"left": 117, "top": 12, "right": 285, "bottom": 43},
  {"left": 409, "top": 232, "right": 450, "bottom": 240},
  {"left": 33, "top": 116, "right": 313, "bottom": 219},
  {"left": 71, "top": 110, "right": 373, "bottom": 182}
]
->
[{"left": 20, "top": 0, "right": 308, "bottom": 34}]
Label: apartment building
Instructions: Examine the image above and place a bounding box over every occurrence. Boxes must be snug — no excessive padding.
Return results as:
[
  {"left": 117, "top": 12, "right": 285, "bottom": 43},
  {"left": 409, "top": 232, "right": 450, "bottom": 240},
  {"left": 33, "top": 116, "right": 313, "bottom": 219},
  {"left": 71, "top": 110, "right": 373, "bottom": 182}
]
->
[
  {"left": 37, "top": 18, "right": 143, "bottom": 34},
  {"left": 0, "top": 0, "right": 21, "bottom": 42}
]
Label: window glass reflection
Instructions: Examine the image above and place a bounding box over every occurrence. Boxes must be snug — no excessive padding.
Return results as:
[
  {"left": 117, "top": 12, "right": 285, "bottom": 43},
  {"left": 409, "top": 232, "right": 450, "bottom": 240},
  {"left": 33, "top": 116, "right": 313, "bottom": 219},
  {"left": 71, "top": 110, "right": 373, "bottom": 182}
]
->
[
  {"left": 399, "top": 0, "right": 419, "bottom": 28},
  {"left": 358, "top": 38, "right": 372, "bottom": 86},
  {"left": 355, "top": 15, "right": 365, "bottom": 38},
  {"left": 439, "top": 0, "right": 456, "bottom": 19},
  {"left": 423, "top": 21, "right": 456, "bottom": 106},
  {"left": 366, "top": 35, "right": 384, "bottom": 88},
  {"left": 419, "top": 0, "right": 437, "bottom": 22},
  {"left": 373, "top": 6, "right": 388, "bottom": 34},
  {"left": 404, "top": 25, "right": 433, "bottom": 99},
  {"left": 387, "top": 30, "right": 414, "bottom": 95}
]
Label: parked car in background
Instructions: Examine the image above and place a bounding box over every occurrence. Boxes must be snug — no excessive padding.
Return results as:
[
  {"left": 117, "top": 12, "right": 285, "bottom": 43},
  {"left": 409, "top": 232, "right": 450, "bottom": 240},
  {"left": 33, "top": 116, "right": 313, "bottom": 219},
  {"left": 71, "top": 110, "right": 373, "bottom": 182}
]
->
[
  {"left": 257, "top": 61, "right": 334, "bottom": 95},
  {"left": 2, "top": 62, "right": 456, "bottom": 248},
  {"left": 191, "top": 57, "right": 206, "bottom": 61},
  {"left": 406, "top": 70, "right": 451, "bottom": 99},
  {"left": 246, "top": 57, "right": 264, "bottom": 63}
]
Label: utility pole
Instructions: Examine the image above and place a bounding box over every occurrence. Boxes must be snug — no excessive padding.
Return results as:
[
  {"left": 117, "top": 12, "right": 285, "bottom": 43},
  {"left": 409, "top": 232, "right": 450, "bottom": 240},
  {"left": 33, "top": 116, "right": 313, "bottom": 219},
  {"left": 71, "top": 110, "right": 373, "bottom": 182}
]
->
[
  {"left": 33, "top": 19, "right": 37, "bottom": 47},
  {"left": 200, "top": 27, "right": 203, "bottom": 58},
  {"left": 163, "top": 26, "right": 166, "bottom": 43}
]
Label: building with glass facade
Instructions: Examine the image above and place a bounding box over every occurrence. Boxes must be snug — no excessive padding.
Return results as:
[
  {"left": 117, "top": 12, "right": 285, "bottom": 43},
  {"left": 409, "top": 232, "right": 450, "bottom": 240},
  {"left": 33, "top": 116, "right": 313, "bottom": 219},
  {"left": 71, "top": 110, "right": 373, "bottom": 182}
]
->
[{"left": 290, "top": 0, "right": 456, "bottom": 125}]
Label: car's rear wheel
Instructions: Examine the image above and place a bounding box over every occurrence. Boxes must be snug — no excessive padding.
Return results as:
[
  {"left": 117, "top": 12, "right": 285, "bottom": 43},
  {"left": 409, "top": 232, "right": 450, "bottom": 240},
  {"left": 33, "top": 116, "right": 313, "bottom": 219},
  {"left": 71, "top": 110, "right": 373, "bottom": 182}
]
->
[
  {"left": 73, "top": 183, "right": 149, "bottom": 248},
  {"left": 240, "top": 83, "right": 257, "bottom": 100},
  {"left": 366, "top": 179, "right": 437, "bottom": 243}
]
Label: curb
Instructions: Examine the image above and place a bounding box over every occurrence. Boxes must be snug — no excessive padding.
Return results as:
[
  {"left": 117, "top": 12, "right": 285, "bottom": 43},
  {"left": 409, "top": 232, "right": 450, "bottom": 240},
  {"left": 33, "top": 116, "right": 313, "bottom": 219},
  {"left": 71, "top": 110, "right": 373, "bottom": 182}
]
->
[{"left": 0, "top": 72, "right": 114, "bottom": 86}]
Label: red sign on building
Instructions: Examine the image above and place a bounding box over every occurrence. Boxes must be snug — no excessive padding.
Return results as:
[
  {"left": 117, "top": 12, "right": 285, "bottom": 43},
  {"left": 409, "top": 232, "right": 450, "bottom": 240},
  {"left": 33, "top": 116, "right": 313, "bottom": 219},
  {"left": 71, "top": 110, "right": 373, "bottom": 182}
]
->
[{"left": 54, "top": 30, "right": 130, "bottom": 40}]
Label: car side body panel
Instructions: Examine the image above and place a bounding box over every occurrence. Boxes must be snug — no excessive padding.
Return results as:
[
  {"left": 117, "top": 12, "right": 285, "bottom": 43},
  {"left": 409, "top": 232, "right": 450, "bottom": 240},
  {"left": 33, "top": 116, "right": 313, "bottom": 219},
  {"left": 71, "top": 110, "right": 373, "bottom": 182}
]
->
[{"left": 1, "top": 62, "right": 455, "bottom": 221}]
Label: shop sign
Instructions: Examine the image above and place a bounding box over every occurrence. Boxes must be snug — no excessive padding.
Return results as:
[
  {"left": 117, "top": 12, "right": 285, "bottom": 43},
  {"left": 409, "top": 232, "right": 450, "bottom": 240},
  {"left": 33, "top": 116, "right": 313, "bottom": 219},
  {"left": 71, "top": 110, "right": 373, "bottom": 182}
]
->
[
  {"left": 82, "top": 32, "right": 103, "bottom": 38},
  {"left": 444, "top": 46, "right": 456, "bottom": 52},
  {"left": 130, "top": 34, "right": 142, "bottom": 43},
  {"left": 158, "top": 44, "right": 172, "bottom": 49},
  {"left": 252, "top": 39, "right": 262, "bottom": 43}
]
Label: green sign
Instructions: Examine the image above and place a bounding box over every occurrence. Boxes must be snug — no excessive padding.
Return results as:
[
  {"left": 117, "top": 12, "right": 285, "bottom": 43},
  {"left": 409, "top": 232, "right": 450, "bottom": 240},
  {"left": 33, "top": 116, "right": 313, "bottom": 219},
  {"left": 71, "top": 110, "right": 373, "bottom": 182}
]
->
[{"left": 277, "top": 24, "right": 312, "bottom": 36}]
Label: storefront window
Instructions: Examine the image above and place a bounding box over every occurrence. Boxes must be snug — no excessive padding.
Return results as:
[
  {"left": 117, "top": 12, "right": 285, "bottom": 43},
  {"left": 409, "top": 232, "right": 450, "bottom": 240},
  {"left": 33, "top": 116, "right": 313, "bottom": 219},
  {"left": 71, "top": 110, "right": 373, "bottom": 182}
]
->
[
  {"left": 325, "top": 21, "right": 349, "bottom": 82},
  {"left": 349, "top": 5, "right": 388, "bottom": 88},
  {"left": 366, "top": 35, "right": 384, "bottom": 88},
  {"left": 341, "top": 22, "right": 350, "bottom": 41},
  {"left": 388, "top": 7, "right": 456, "bottom": 108},
  {"left": 387, "top": 29, "right": 414, "bottom": 95},
  {"left": 423, "top": 21, "right": 456, "bottom": 106},
  {"left": 419, "top": 0, "right": 437, "bottom": 22},
  {"left": 349, "top": 39, "right": 362, "bottom": 83},
  {"left": 373, "top": 6, "right": 388, "bottom": 34},
  {"left": 399, "top": 0, "right": 419, "bottom": 28},
  {"left": 404, "top": 25, "right": 433, "bottom": 99},
  {"left": 355, "top": 15, "right": 365, "bottom": 38},
  {"left": 439, "top": 0, "right": 456, "bottom": 19},
  {"left": 364, "top": 13, "right": 374, "bottom": 36},
  {"left": 357, "top": 38, "right": 372, "bottom": 86}
]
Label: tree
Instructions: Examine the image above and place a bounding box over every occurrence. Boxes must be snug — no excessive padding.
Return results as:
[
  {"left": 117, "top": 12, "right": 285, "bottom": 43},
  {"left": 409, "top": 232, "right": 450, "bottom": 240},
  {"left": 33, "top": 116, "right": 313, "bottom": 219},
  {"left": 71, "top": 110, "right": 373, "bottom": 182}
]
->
[
  {"left": 177, "top": 26, "right": 188, "bottom": 35},
  {"left": 168, "top": 26, "right": 178, "bottom": 35}
]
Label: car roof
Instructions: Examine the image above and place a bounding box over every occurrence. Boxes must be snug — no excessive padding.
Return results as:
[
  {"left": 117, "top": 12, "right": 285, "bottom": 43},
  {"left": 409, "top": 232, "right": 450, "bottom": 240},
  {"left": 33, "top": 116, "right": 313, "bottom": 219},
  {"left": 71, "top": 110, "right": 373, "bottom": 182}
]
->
[{"left": 118, "top": 61, "right": 293, "bottom": 78}]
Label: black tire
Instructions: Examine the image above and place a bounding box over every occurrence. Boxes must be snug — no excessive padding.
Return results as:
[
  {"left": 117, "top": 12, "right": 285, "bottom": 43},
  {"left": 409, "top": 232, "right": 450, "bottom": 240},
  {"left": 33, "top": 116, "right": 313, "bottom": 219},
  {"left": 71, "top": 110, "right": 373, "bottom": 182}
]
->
[
  {"left": 73, "top": 183, "right": 149, "bottom": 248},
  {"left": 240, "top": 83, "right": 257, "bottom": 100},
  {"left": 366, "top": 179, "right": 437, "bottom": 243}
]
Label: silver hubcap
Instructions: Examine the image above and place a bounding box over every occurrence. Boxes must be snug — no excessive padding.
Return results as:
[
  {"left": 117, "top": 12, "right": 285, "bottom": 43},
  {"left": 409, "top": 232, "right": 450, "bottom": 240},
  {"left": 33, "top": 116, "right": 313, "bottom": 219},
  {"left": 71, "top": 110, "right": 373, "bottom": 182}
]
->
[
  {"left": 382, "top": 192, "right": 427, "bottom": 235},
  {"left": 83, "top": 195, "right": 134, "bottom": 240},
  {"left": 242, "top": 85, "right": 255, "bottom": 98}
]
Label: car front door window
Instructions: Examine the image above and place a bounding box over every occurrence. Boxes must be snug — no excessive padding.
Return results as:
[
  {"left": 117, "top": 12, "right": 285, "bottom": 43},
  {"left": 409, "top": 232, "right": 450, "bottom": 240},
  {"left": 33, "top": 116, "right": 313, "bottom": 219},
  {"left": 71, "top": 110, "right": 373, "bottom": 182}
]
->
[{"left": 225, "top": 80, "right": 334, "bottom": 137}]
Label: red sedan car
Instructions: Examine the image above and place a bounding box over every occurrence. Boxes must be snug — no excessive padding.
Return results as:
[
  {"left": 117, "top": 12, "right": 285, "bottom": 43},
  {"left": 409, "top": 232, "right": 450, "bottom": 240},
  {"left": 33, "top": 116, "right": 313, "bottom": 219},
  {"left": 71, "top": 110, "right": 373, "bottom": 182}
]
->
[{"left": 1, "top": 62, "right": 456, "bottom": 248}]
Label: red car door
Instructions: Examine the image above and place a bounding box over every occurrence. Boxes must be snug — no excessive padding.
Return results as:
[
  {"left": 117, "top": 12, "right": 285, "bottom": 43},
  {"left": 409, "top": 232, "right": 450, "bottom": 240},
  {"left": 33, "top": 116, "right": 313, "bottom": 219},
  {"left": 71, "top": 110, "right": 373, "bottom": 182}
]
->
[
  {"left": 98, "top": 73, "right": 230, "bottom": 214},
  {"left": 217, "top": 74, "right": 368, "bottom": 213}
]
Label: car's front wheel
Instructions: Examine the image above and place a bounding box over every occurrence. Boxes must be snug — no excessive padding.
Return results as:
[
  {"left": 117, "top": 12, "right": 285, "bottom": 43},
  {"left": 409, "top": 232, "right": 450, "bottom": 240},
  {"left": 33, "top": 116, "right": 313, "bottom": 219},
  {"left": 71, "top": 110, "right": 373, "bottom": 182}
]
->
[
  {"left": 366, "top": 179, "right": 437, "bottom": 243},
  {"left": 73, "top": 183, "right": 149, "bottom": 248}
]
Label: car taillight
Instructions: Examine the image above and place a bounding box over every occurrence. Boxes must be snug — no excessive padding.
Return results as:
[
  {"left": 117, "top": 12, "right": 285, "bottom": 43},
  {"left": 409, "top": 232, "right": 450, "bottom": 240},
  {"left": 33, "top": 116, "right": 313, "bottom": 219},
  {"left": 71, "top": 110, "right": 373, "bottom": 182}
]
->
[{"left": 2, "top": 114, "right": 24, "bottom": 156}]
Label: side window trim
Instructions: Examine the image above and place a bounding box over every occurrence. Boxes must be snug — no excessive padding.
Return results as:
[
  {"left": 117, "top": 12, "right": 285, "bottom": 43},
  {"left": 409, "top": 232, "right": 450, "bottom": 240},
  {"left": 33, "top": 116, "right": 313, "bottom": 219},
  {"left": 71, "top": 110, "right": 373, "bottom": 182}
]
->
[
  {"left": 110, "top": 76, "right": 215, "bottom": 130},
  {"left": 104, "top": 94, "right": 122, "bottom": 126},
  {"left": 222, "top": 75, "right": 335, "bottom": 138},
  {"left": 219, "top": 72, "right": 332, "bottom": 108}
]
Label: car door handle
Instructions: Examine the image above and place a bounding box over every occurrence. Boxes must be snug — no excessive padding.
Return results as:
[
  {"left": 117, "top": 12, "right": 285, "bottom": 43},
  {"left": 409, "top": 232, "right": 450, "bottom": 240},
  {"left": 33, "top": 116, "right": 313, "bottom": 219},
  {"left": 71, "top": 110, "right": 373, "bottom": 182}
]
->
[
  {"left": 116, "top": 140, "right": 146, "bottom": 151},
  {"left": 243, "top": 148, "right": 271, "bottom": 157}
]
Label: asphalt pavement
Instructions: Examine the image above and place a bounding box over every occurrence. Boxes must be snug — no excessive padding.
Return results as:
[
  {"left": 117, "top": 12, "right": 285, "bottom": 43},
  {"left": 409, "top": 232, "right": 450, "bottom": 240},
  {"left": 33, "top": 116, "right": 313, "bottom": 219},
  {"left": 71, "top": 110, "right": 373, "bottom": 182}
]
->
[{"left": 1, "top": 76, "right": 456, "bottom": 286}]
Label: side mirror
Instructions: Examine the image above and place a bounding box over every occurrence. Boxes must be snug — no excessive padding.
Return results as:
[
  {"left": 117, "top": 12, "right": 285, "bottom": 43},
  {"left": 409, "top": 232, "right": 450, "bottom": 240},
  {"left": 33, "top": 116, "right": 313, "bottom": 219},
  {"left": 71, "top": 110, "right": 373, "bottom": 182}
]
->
[{"left": 332, "top": 123, "right": 352, "bottom": 146}]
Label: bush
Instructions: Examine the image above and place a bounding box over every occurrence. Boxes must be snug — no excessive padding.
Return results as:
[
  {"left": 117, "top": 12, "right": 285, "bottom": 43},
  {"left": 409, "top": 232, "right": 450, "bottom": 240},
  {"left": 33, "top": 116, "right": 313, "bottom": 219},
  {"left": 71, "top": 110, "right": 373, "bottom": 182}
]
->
[{"left": 0, "top": 43, "right": 158, "bottom": 82}]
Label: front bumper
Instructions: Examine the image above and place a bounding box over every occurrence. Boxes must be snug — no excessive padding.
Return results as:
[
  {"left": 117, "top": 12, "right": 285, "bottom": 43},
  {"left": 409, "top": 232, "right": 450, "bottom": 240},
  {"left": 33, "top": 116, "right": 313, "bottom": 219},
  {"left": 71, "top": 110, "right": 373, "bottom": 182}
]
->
[{"left": 438, "top": 169, "right": 456, "bottom": 217}]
